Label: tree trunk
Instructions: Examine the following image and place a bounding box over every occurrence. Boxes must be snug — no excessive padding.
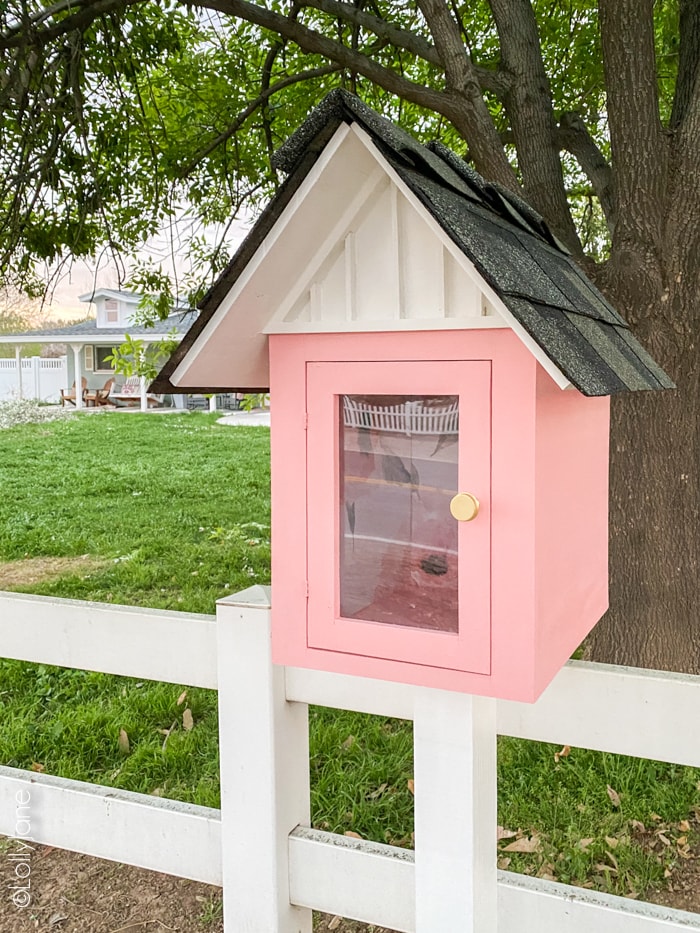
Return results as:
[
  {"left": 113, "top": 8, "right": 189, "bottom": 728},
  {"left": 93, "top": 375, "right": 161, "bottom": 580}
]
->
[{"left": 586, "top": 194, "right": 700, "bottom": 672}]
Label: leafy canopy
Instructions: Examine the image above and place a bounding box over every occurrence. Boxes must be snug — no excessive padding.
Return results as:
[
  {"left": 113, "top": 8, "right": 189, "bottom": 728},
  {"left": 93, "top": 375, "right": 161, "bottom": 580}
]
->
[{"left": 0, "top": 0, "right": 686, "bottom": 306}]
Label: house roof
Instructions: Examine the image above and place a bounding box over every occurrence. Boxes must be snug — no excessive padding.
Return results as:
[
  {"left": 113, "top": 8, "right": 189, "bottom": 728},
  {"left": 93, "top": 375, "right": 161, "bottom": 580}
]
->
[
  {"left": 0, "top": 310, "right": 197, "bottom": 344},
  {"left": 153, "top": 89, "right": 673, "bottom": 397},
  {"left": 78, "top": 287, "right": 143, "bottom": 304}
]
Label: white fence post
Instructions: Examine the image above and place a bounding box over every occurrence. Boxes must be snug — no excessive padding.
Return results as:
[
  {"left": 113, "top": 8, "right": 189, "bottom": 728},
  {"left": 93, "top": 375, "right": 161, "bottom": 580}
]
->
[
  {"left": 413, "top": 691, "right": 497, "bottom": 933},
  {"left": 217, "top": 586, "right": 312, "bottom": 933},
  {"left": 32, "top": 356, "right": 40, "bottom": 399}
]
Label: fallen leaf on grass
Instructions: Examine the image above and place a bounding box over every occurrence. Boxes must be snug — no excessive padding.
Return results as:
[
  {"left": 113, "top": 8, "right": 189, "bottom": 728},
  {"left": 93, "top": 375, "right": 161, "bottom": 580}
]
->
[
  {"left": 502, "top": 834, "right": 541, "bottom": 853},
  {"left": 183, "top": 708, "right": 194, "bottom": 731},
  {"left": 118, "top": 729, "right": 130, "bottom": 755},
  {"left": 577, "top": 838, "right": 594, "bottom": 851},
  {"left": 605, "top": 835, "right": 619, "bottom": 848},
  {"left": 407, "top": 778, "right": 415, "bottom": 795},
  {"left": 497, "top": 857, "right": 512, "bottom": 870},
  {"left": 606, "top": 785, "right": 621, "bottom": 808},
  {"left": 177, "top": 690, "right": 187, "bottom": 706},
  {"left": 30, "top": 761, "right": 45, "bottom": 773},
  {"left": 554, "top": 745, "right": 571, "bottom": 763},
  {"left": 498, "top": 826, "right": 518, "bottom": 841},
  {"left": 328, "top": 916, "right": 343, "bottom": 930},
  {"left": 344, "top": 831, "right": 362, "bottom": 840},
  {"left": 367, "top": 782, "right": 388, "bottom": 800},
  {"left": 679, "top": 820, "right": 691, "bottom": 832},
  {"left": 341, "top": 735, "right": 355, "bottom": 750}
]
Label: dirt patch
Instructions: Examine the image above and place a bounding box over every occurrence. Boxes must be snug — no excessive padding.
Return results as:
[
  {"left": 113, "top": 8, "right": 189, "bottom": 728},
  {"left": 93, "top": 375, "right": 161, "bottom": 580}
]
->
[
  {"left": 648, "top": 856, "right": 700, "bottom": 914},
  {"left": 0, "top": 555, "right": 109, "bottom": 588},
  {"left": 1, "top": 839, "right": 699, "bottom": 932},
  {"left": 0, "top": 845, "right": 222, "bottom": 932},
  {"left": 0, "top": 844, "right": 400, "bottom": 933}
]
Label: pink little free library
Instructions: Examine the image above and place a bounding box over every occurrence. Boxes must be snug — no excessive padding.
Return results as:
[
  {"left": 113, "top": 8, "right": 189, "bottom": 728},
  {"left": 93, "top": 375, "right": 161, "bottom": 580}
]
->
[{"left": 155, "top": 91, "right": 672, "bottom": 703}]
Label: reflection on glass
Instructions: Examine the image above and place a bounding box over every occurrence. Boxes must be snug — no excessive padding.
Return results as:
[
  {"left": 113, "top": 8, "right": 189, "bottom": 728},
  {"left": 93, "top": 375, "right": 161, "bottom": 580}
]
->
[{"left": 339, "top": 394, "right": 459, "bottom": 632}]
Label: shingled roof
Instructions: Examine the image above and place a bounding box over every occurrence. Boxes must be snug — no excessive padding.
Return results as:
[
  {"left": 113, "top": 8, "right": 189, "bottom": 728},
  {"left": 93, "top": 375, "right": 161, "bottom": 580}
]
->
[
  {"left": 154, "top": 89, "right": 673, "bottom": 397},
  {"left": 0, "top": 310, "right": 197, "bottom": 340}
]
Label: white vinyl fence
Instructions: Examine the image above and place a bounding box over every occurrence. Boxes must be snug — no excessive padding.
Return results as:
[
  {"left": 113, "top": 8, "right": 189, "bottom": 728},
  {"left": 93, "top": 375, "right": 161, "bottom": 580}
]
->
[
  {"left": 1, "top": 587, "right": 700, "bottom": 932},
  {"left": 343, "top": 396, "right": 459, "bottom": 435},
  {"left": 0, "top": 356, "right": 67, "bottom": 402}
]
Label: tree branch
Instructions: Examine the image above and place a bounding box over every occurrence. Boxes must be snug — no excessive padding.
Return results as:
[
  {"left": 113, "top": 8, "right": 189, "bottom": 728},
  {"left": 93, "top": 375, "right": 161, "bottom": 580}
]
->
[
  {"left": 0, "top": 0, "right": 141, "bottom": 49},
  {"left": 194, "top": 0, "right": 517, "bottom": 181},
  {"left": 193, "top": 0, "right": 451, "bottom": 108},
  {"left": 178, "top": 63, "right": 342, "bottom": 178},
  {"left": 670, "top": 0, "right": 700, "bottom": 129},
  {"left": 489, "top": 0, "right": 581, "bottom": 255},
  {"left": 557, "top": 111, "right": 616, "bottom": 231},
  {"left": 300, "top": 0, "right": 509, "bottom": 95},
  {"left": 598, "top": 0, "right": 667, "bottom": 244},
  {"left": 412, "top": 0, "right": 519, "bottom": 190}
]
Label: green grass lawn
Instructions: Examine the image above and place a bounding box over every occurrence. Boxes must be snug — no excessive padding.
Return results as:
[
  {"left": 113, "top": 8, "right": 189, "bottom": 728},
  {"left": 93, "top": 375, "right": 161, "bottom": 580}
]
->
[{"left": 0, "top": 410, "right": 697, "bottom": 899}]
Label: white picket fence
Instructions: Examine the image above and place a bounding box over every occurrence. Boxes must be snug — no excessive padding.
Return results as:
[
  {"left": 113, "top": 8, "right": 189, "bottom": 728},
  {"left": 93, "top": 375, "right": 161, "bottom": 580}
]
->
[
  {"left": 0, "top": 356, "right": 67, "bottom": 402},
  {"left": 343, "top": 396, "right": 460, "bottom": 435},
  {"left": 1, "top": 587, "right": 700, "bottom": 932}
]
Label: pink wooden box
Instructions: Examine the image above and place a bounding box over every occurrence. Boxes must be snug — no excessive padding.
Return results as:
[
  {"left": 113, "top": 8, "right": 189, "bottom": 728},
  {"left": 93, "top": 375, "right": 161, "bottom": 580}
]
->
[{"left": 270, "top": 330, "right": 610, "bottom": 702}]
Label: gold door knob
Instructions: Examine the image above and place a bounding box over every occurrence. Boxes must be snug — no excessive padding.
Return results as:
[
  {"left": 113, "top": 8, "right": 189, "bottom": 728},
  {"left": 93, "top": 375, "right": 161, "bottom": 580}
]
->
[{"left": 450, "top": 492, "right": 480, "bottom": 522}]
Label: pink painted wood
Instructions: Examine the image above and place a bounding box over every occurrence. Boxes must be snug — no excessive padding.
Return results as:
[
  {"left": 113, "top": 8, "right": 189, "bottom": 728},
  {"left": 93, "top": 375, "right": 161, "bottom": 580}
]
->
[{"left": 269, "top": 329, "right": 610, "bottom": 702}]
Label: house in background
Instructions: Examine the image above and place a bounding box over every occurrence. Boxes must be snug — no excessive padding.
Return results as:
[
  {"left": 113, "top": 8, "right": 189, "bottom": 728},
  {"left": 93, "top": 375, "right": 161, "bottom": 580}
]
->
[{"left": 0, "top": 289, "right": 196, "bottom": 409}]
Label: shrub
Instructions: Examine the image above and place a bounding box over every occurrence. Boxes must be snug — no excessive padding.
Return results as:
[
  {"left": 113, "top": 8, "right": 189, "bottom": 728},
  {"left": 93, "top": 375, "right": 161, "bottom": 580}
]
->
[{"left": 0, "top": 398, "right": 75, "bottom": 430}]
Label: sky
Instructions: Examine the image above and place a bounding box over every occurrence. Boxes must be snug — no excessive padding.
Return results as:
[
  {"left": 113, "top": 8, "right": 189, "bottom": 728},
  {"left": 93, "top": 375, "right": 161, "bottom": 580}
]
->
[{"left": 41, "top": 213, "right": 252, "bottom": 321}]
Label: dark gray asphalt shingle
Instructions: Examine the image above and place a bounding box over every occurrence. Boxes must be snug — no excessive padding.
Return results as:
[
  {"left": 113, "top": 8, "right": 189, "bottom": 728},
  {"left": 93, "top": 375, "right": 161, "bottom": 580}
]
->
[
  {"left": 154, "top": 88, "right": 673, "bottom": 397},
  {"left": 10, "top": 311, "right": 197, "bottom": 339}
]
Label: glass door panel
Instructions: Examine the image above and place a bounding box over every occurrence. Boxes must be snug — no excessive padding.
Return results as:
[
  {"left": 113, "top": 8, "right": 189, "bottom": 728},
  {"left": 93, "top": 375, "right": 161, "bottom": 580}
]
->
[{"left": 339, "top": 394, "right": 459, "bottom": 632}]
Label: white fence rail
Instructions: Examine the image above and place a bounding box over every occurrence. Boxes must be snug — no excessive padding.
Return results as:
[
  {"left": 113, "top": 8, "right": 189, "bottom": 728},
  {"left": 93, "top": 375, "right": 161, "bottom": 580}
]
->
[
  {"left": 1, "top": 588, "right": 700, "bottom": 932},
  {"left": 343, "top": 396, "right": 459, "bottom": 435},
  {"left": 0, "top": 356, "right": 67, "bottom": 402}
]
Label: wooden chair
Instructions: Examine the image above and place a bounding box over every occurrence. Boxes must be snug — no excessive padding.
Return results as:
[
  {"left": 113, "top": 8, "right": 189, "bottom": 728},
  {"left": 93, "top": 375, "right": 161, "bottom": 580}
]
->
[
  {"left": 86, "top": 377, "right": 115, "bottom": 407},
  {"left": 60, "top": 377, "right": 88, "bottom": 407}
]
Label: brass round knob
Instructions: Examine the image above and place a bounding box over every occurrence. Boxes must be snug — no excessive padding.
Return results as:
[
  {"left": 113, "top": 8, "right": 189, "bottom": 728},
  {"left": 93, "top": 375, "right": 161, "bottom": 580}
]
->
[{"left": 449, "top": 492, "right": 480, "bottom": 522}]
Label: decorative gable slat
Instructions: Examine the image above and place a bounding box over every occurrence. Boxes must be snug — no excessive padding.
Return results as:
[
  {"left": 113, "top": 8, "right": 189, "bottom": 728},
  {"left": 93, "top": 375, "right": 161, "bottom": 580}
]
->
[
  {"left": 444, "top": 249, "right": 481, "bottom": 320},
  {"left": 397, "top": 189, "right": 444, "bottom": 320},
  {"left": 353, "top": 180, "right": 400, "bottom": 322}
]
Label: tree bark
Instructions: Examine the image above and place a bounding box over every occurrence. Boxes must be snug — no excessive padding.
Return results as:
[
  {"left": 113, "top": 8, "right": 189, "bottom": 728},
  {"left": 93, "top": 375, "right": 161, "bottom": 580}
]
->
[
  {"left": 489, "top": 0, "right": 581, "bottom": 254},
  {"left": 586, "top": 158, "right": 700, "bottom": 672},
  {"left": 587, "top": 281, "right": 700, "bottom": 672},
  {"left": 586, "top": 0, "right": 700, "bottom": 673}
]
